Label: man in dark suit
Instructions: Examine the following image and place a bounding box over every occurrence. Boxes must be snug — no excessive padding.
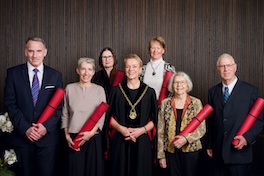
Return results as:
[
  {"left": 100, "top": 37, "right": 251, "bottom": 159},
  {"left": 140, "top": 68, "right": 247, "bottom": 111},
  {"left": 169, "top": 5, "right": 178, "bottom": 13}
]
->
[
  {"left": 205, "top": 53, "right": 263, "bottom": 176},
  {"left": 4, "top": 37, "right": 63, "bottom": 176}
]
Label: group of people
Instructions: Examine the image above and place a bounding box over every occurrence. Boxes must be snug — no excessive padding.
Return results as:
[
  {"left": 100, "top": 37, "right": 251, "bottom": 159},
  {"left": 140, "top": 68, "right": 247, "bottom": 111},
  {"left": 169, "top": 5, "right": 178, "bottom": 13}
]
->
[{"left": 3, "top": 36, "right": 263, "bottom": 176}]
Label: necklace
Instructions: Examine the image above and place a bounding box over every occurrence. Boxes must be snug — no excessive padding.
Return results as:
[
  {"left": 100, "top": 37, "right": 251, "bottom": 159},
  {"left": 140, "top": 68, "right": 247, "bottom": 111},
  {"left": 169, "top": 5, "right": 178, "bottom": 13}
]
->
[
  {"left": 119, "top": 84, "right": 148, "bottom": 120},
  {"left": 150, "top": 60, "right": 163, "bottom": 76}
]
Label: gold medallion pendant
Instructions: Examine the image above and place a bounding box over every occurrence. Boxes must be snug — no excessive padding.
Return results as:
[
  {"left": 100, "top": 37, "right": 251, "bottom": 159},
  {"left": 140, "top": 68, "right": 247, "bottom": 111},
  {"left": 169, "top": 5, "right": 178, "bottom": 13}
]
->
[
  {"left": 119, "top": 84, "right": 149, "bottom": 121},
  {"left": 129, "top": 109, "right": 137, "bottom": 119}
]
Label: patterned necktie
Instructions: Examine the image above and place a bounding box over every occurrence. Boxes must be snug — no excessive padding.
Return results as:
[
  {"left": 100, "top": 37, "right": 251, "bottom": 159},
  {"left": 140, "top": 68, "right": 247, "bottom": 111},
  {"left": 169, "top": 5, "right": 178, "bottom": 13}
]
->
[
  {"left": 223, "top": 87, "right": 229, "bottom": 104},
  {"left": 32, "top": 68, "right": 39, "bottom": 106}
]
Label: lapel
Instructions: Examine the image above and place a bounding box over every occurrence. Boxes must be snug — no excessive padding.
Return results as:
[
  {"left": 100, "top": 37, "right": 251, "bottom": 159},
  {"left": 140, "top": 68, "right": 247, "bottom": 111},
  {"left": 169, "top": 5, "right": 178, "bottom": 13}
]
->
[
  {"left": 215, "top": 83, "right": 225, "bottom": 105},
  {"left": 21, "top": 64, "right": 33, "bottom": 101},
  {"left": 225, "top": 80, "right": 241, "bottom": 104},
  {"left": 38, "top": 65, "right": 49, "bottom": 96}
]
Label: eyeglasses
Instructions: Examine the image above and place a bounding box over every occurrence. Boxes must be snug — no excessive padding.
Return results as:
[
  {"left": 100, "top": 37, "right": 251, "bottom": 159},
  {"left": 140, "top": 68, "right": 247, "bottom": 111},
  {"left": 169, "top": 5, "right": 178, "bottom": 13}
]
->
[
  {"left": 217, "top": 64, "right": 235, "bottom": 69},
  {"left": 102, "top": 55, "right": 113, "bottom": 60},
  {"left": 174, "top": 81, "right": 186, "bottom": 85}
]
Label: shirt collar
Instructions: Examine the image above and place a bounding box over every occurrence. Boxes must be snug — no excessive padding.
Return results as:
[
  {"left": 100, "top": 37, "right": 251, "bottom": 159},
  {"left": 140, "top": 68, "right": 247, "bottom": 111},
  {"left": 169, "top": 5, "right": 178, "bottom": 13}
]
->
[
  {"left": 27, "top": 62, "right": 44, "bottom": 74},
  {"left": 222, "top": 77, "right": 238, "bottom": 93}
]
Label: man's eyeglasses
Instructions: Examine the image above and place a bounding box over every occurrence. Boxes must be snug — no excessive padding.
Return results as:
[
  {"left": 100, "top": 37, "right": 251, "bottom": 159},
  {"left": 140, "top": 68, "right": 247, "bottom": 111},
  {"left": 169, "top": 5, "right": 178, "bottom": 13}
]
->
[{"left": 217, "top": 63, "right": 235, "bottom": 69}]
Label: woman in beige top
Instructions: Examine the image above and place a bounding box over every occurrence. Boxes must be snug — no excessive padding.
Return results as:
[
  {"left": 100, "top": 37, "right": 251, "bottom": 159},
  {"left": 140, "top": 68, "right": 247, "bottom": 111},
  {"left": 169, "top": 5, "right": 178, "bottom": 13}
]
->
[
  {"left": 157, "top": 71, "right": 206, "bottom": 176},
  {"left": 61, "top": 58, "right": 106, "bottom": 176}
]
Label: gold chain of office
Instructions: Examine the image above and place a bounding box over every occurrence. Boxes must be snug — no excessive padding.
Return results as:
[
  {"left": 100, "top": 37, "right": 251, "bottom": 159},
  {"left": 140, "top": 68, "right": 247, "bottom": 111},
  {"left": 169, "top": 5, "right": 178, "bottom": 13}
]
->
[{"left": 119, "top": 84, "right": 148, "bottom": 120}]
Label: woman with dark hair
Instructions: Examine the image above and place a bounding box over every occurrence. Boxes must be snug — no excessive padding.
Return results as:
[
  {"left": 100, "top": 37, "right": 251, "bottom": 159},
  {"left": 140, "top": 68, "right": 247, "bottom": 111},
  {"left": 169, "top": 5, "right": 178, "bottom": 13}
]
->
[
  {"left": 92, "top": 47, "right": 125, "bottom": 172},
  {"left": 92, "top": 47, "right": 123, "bottom": 99}
]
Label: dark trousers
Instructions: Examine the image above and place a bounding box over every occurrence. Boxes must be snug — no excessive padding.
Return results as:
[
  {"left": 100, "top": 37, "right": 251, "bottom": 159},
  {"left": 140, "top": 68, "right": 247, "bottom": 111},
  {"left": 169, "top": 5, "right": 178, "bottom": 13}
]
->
[
  {"left": 13, "top": 144, "right": 58, "bottom": 176},
  {"left": 212, "top": 161, "right": 251, "bottom": 176},
  {"left": 165, "top": 150, "right": 200, "bottom": 176}
]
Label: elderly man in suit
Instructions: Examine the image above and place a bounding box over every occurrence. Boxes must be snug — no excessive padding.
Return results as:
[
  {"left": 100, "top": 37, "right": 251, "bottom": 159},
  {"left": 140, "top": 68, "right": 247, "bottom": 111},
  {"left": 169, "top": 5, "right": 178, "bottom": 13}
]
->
[
  {"left": 206, "top": 53, "right": 263, "bottom": 176},
  {"left": 4, "top": 37, "right": 63, "bottom": 176}
]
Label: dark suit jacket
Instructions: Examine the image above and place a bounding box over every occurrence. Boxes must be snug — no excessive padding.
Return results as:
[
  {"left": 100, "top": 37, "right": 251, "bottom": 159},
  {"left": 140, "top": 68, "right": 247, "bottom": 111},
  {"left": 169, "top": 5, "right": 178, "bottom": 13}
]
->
[
  {"left": 4, "top": 63, "right": 63, "bottom": 147},
  {"left": 206, "top": 79, "right": 263, "bottom": 164}
]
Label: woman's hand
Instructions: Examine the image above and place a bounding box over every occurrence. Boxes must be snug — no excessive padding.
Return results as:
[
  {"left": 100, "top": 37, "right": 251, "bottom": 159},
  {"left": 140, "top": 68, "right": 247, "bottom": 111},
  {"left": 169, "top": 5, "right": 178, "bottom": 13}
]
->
[
  {"left": 173, "top": 135, "right": 188, "bottom": 149},
  {"left": 159, "top": 158, "right": 167, "bottom": 168},
  {"left": 126, "top": 127, "right": 145, "bottom": 142},
  {"left": 65, "top": 132, "right": 78, "bottom": 151},
  {"left": 206, "top": 149, "right": 213, "bottom": 158}
]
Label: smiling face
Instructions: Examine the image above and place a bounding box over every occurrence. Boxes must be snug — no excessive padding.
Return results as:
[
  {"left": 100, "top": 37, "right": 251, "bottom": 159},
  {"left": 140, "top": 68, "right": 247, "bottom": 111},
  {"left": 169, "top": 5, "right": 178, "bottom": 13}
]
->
[
  {"left": 76, "top": 62, "right": 95, "bottom": 84},
  {"left": 149, "top": 41, "right": 165, "bottom": 61},
  {"left": 25, "top": 40, "right": 47, "bottom": 67},
  {"left": 173, "top": 75, "right": 188, "bottom": 96},
  {"left": 217, "top": 54, "right": 237, "bottom": 85},
  {"left": 125, "top": 58, "right": 142, "bottom": 80}
]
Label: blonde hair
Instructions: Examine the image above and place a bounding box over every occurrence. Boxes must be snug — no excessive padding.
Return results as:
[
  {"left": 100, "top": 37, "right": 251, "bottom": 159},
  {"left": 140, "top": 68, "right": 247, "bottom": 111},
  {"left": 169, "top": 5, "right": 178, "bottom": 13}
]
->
[
  {"left": 148, "top": 36, "right": 166, "bottom": 51},
  {"left": 123, "top": 54, "right": 143, "bottom": 67}
]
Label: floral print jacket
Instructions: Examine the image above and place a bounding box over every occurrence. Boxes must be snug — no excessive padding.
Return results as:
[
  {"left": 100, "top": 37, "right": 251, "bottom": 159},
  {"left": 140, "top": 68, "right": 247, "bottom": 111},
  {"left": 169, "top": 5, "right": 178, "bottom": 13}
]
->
[{"left": 157, "top": 95, "right": 206, "bottom": 159}]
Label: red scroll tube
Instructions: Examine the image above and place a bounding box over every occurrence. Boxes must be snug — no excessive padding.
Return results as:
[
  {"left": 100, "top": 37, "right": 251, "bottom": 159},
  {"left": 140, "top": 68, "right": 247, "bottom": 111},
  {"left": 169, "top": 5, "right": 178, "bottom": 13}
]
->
[
  {"left": 73, "top": 102, "right": 109, "bottom": 149},
  {"left": 37, "top": 88, "right": 66, "bottom": 123},
  {"left": 232, "top": 97, "right": 264, "bottom": 146},
  {"left": 158, "top": 71, "right": 174, "bottom": 106},
  {"left": 173, "top": 104, "right": 213, "bottom": 142},
  {"left": 112, "top": 70, "right": 125, "bottom": 86}
]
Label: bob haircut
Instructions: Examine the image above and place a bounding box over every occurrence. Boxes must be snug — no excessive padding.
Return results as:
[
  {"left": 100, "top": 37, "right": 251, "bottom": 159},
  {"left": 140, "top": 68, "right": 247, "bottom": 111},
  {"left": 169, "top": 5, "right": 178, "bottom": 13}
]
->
[
  {"left": 168, "top": 71, "right": 193, "bottom": 93},
  {"left": 148, "top": 36, "right": 166, "bottom": 51}
]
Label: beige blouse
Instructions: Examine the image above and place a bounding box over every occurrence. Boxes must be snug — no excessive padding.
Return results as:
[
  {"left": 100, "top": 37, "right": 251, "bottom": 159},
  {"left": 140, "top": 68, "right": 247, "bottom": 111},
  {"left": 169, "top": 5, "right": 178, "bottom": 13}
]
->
[{"left": 61, "top": 83, "right": 106, "bottom": 133}]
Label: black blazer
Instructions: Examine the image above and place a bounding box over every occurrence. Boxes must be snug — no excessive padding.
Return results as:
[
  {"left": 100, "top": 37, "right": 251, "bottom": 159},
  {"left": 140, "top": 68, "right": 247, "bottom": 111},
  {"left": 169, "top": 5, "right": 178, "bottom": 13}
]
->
[
  {"left": 206, "top": 80, "right": 263, "bottom": 164},
  {"left": 4, "top": 63, "right": 63, "bottom": 147}
]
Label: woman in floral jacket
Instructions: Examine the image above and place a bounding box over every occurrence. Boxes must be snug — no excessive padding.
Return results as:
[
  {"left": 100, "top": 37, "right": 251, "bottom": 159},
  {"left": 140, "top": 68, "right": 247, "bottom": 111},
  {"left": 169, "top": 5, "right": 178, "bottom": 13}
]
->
[{"left": 157, "top": 71, "right": 206, "bottom": 176}]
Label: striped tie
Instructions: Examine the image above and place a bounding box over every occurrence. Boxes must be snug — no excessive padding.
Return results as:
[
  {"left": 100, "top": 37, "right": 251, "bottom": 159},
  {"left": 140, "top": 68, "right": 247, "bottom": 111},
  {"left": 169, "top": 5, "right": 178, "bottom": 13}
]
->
[
  {"left": 223, "top": 87, "right": 229, "bottom": 104},
  {"left": 32, "top": 68, "right": 39, "bottom": 106}
]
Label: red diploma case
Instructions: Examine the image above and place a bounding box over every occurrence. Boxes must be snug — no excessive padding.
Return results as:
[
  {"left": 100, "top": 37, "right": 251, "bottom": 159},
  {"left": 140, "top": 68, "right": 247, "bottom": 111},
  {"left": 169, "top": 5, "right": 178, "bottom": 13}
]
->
[
  {"left": 112, "top": 70, "right": 125, "bottom": 86},
  {"left": 232, "top": 97, "right": 264, "bottom": 146},
  {"left": 37, "top": 88, "right": 66, "bottom": 123},
  {"left": 158, "top": 71, "right": 174, "bottom": 106},
  {"left": 173, "top": 104, "right": 213, "bottom": 142},
  {"left": 73, "top": 102, "right": 109, "bottom": 149}
]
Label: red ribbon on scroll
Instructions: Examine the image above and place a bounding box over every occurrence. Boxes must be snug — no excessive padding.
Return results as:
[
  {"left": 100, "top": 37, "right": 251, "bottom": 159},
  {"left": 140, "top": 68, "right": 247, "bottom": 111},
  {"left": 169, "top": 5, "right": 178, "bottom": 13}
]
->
[
  {"left": 232, "top": 97, "right": 264, "bottom": 146},
  {"left": 73, "top": 102, "right": 109, "bottom": 149},
  {"left": 112, "top": 70, "right": 125, "bottom": 86},
  {"left": 173, "top": 104, "right": 213, "bottom": 142},
  {"left": 37, "top": 88, "right": 66, "bottom": 123},
  {"left": 158, "top": 71, "right": 174, "bottom": 106}
]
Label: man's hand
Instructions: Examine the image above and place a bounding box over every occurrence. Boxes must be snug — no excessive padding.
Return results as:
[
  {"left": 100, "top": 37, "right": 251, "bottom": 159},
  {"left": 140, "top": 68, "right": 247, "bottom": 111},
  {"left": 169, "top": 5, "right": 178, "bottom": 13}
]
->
[
  {"left": 233, "top": 135, "right": 248, "bottom": 150},
  {"left": 25, "top": 126, "right": 41, "bottom": 142}
]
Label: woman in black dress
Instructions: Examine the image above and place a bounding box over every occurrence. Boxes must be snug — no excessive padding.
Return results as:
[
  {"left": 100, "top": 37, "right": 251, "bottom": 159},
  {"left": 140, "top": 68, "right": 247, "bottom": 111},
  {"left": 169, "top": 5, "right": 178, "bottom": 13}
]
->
[{"left": 107, "top": 54, "right": 158, "bottom": 176}]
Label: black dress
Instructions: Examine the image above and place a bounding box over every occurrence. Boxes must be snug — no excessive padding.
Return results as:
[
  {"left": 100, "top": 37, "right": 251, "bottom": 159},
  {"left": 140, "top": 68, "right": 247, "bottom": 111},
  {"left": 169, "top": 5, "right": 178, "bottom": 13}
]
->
[
  {"left": 107, "top": 82, "right": 158, "bottom": 176},
  {"left": 92, "top": 69, "right": 112, "bottom": 100}
]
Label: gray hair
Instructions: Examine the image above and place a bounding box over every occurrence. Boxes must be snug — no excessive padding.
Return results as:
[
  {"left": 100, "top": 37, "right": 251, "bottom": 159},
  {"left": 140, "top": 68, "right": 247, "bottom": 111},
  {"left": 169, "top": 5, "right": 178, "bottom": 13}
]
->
[
  {"left": 77, "top": 57, "right": 95, "bottom": 70},
  {"left": 25, "top": 37, "right": 47, "bottom": 48},
  {"left": 216, "top": 53, "right": 236, "bottom": 67},
  {"left": 168, "top": 71, "right": 193, "bottom": 93}
]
